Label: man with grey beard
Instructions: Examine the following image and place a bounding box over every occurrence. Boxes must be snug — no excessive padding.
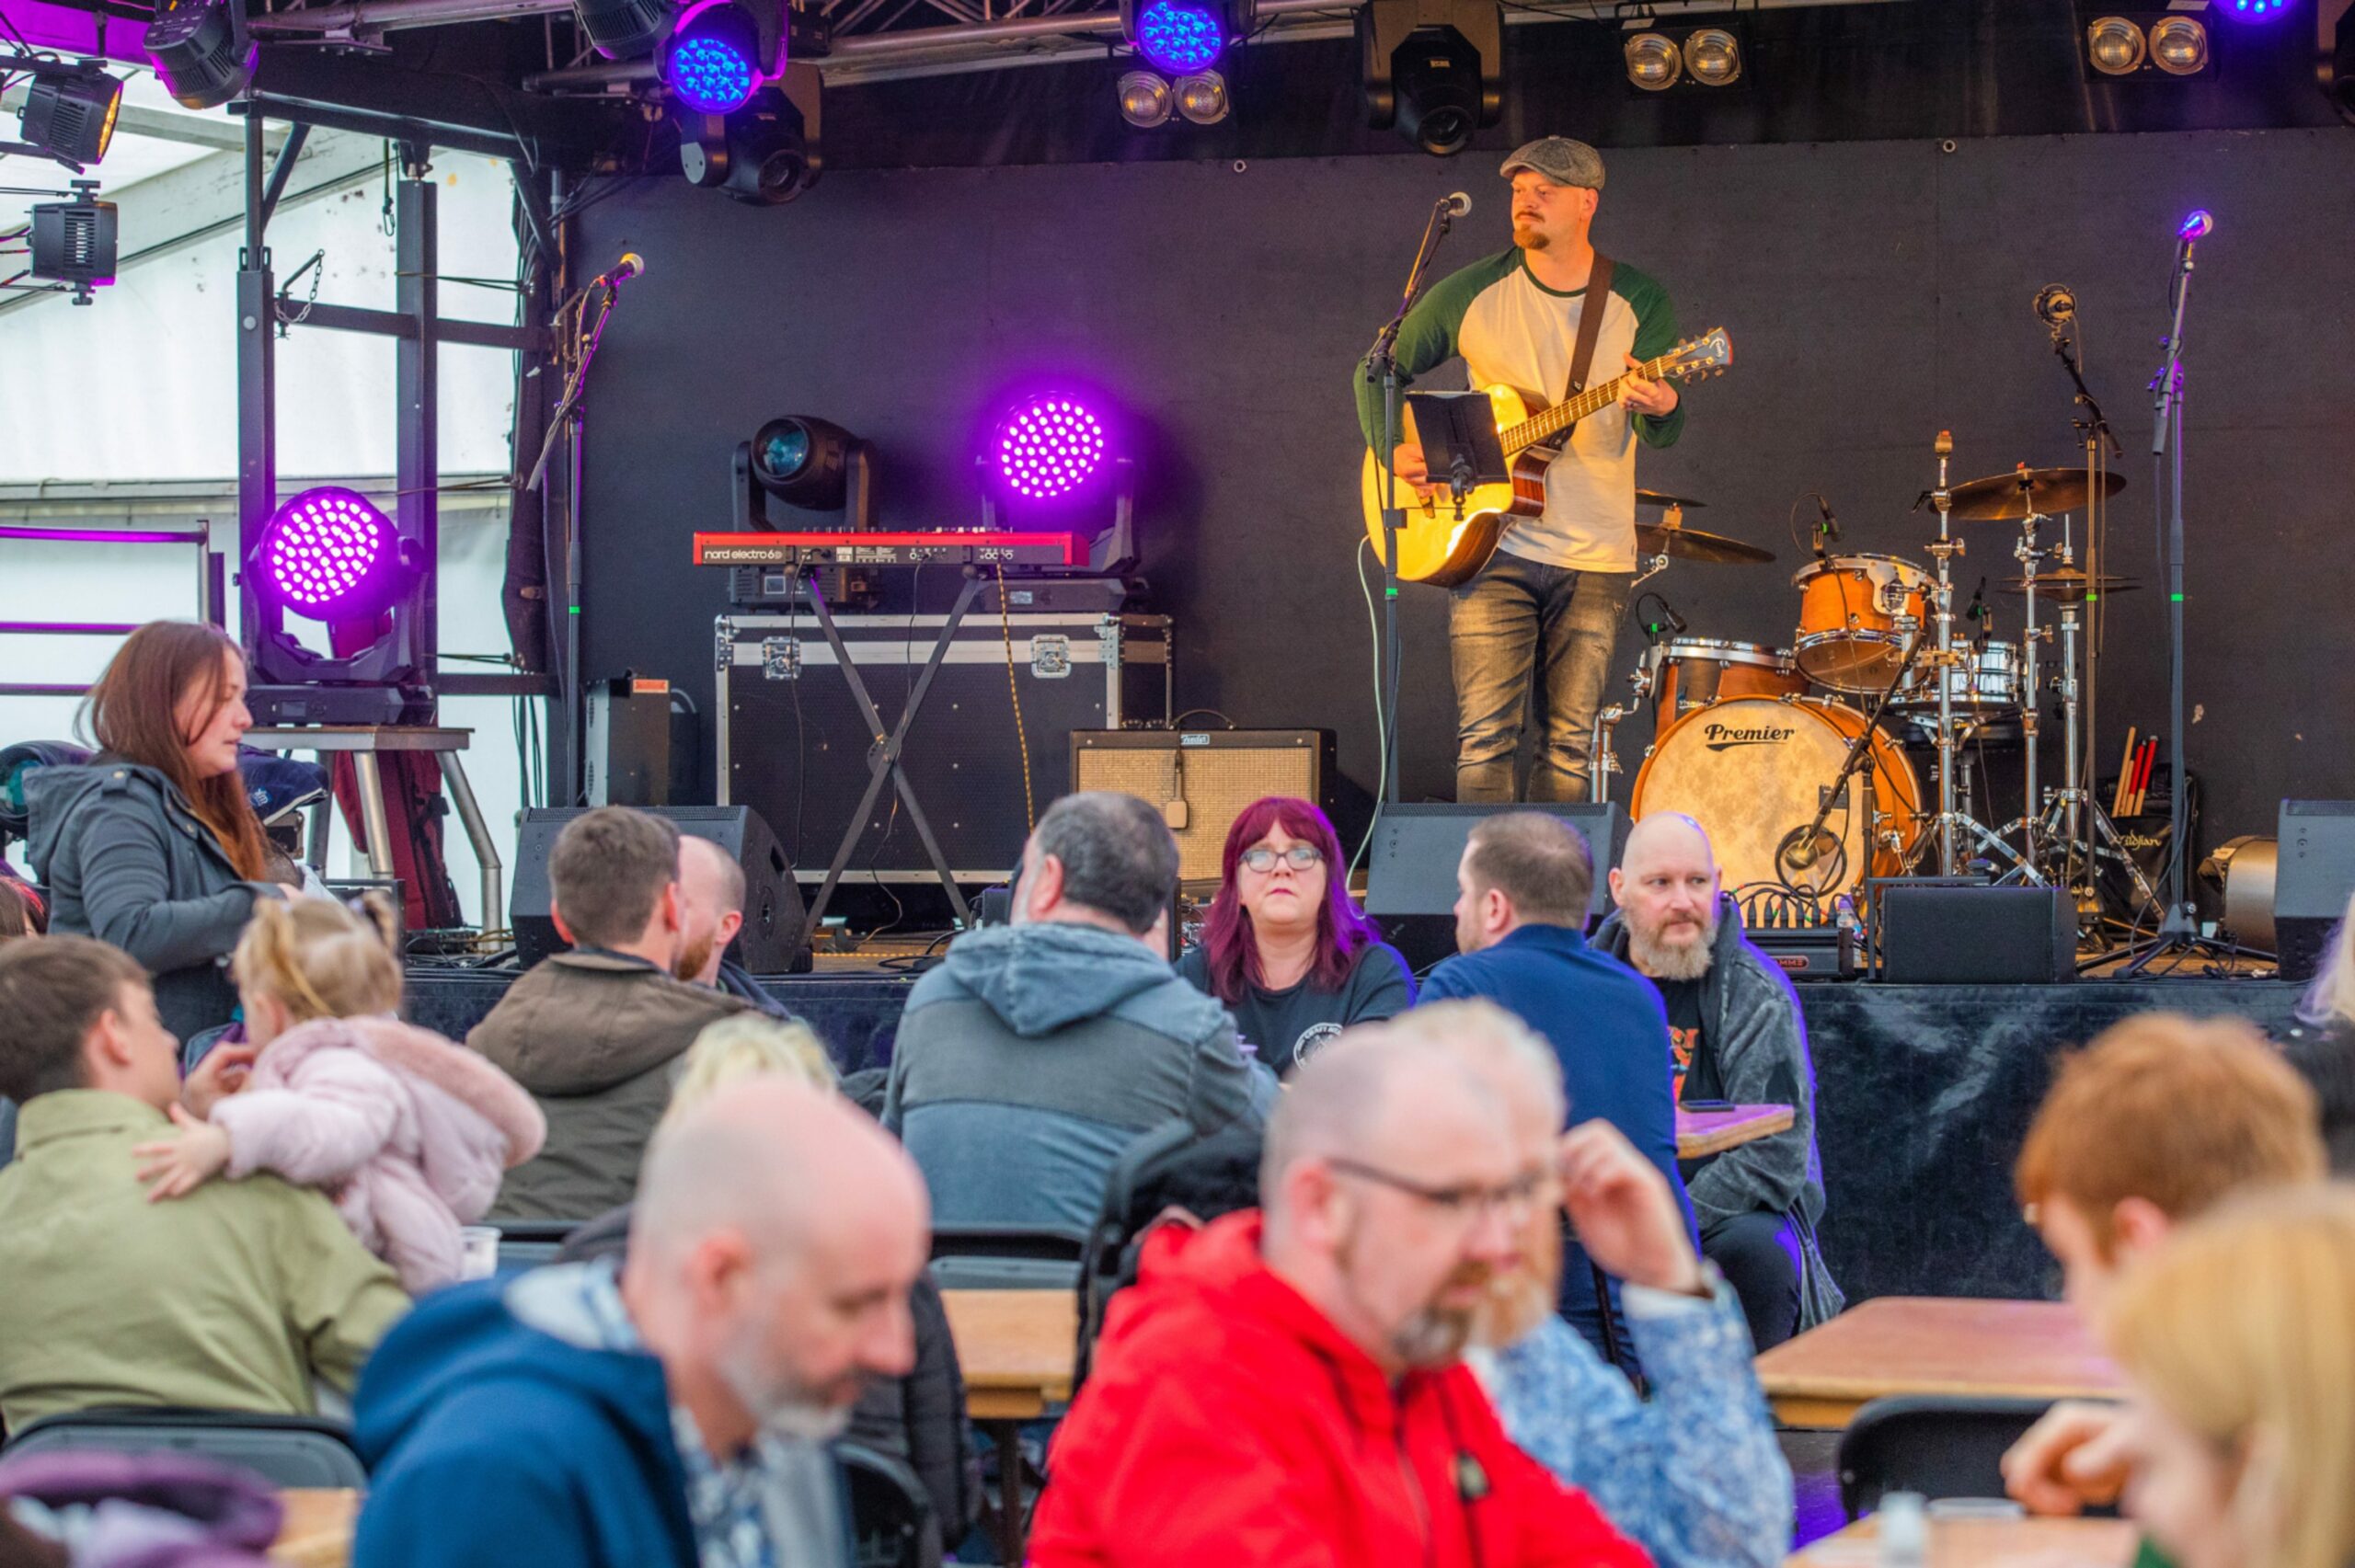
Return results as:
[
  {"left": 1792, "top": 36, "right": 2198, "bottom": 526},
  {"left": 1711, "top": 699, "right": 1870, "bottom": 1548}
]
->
[{"left": 1593, "top": 813, "right": 1841, "bottom": 1349}]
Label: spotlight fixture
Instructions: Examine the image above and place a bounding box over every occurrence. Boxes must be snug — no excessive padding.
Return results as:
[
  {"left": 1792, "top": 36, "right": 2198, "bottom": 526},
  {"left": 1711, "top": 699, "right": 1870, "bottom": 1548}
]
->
[
  {"left": 734, "top": 413, "right": 873, "bottom": 531},
  {"left": 992, "top": 395, "right": 1109, "bottom": 503},
  {"left": 1121, "top": 0, "right": 1251, "bottom": 76},
  {"left": 1174, "top": 69, "right": 1229, "bottom": 124},
  {"left": 2082, "top": 11, "right": 2217, "bottom": 77},
  {"left": 1361, "top": 0, "right": 1503, "bottom": 156},
  {"left": 29, "top": 181, "right": 115, "bottom": 306},
  {"left": 144, "top": 0, "right": 257, "bottom": 109},
  {"left": 662, "top": 0, "right": 765, "bottom": 113},
  {"left": 4, "top": 60, "right": 123, "bottom": 172},
  {"left": 679, "top": 72, "right": 820, "bottom": 204},
  {"left": 1624, "top": 31, "right": 1681, "bottom": 90},
  {"left": 2217, "top": 0, "right": 2290, "bottom": 17},
  {"left": 2149, "top": 14, "right": 2211, "bottom": 71},
  {"left": 2085, "top": 15, "right": 2149, "bottom": 73},
  {"left": 245, "top": 484, "right": 432, "bottom": 724},
  {"left": 571, "top": 0, "right": 672, "bottom": 60},
  {"left": 1117, "top": 68, "right": 1175, "bottom": 126},
  {"left": 254, "top": 487, "right": 416, "bottom": 622},
  {"left": 1683, "top": 27, "right": 1741, "bottom": 86}
]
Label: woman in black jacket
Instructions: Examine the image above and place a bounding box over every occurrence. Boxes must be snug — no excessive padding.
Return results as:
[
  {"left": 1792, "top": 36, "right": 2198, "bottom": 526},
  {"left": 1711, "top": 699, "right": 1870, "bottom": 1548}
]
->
[{"left": 25, "top": 621, "right": 283, "bottom": 1043}]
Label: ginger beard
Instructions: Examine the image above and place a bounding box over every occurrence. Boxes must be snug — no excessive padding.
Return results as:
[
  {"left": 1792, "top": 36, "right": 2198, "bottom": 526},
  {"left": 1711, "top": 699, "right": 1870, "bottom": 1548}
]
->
[
  {"left": 1337, "top": 1209, "right": 1496, "bottom": 1369},
  {"left": 1475, "top": 1187, "right": 1563, "bottom": 1349}
]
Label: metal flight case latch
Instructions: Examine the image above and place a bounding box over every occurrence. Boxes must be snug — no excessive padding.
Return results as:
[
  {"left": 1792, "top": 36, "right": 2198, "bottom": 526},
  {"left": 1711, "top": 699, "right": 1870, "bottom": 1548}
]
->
[{"left": 763, "top": 637, "right": 801, "bottom": 681}]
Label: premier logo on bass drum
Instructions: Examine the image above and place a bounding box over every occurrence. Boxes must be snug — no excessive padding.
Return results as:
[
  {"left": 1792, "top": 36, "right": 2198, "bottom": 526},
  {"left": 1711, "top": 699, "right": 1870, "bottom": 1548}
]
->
[{"left": 1703, "top": 722, "right": 1798, "bottom": 751}]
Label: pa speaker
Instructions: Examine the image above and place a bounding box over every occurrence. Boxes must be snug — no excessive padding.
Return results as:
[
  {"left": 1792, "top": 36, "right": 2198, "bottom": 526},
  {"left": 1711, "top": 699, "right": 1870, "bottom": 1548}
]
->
[
  {"left": 1365, "top": 802, "right": 1627, "bottom": 959},
  {"left": 2275, "top": 801, "right": 2355, "bottom": 980},
  {"left": 511, "top": 806, "right": 808, "bottom": 974},
  {"left": 1872, "top": 882, "right": 2074, "bottom": 984}
]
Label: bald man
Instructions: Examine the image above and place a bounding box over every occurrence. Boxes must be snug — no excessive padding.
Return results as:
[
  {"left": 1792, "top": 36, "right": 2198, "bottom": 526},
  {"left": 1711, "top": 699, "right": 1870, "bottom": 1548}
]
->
[
  {"left": 675, "top": 835, "right": 794, "bottom": 1018},
  {"left": 353, "top": 1079, "right": 928, "bottom": 1568},
  {"left": 1592, "top": 813, "right": 1839, "bottom": 1349},
  {"left": 1029, "top": 1026, "right": 1651, "bottom": 1568}
]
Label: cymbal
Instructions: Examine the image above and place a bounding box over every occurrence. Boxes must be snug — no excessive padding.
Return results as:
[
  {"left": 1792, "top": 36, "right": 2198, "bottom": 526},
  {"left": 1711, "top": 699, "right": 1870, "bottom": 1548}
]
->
[
  {"left": 1946, "top": 467, "right": 2127, "bottom": 521},
  {"left": 1636, "top": 489, "right": 1707, "bottom": 510},
  {"left": 1993, "top": 570, "right": 2141, "bottom": 601},
  {"left": 1635, "top": 522, "right": 1775, "bottom": 565}
]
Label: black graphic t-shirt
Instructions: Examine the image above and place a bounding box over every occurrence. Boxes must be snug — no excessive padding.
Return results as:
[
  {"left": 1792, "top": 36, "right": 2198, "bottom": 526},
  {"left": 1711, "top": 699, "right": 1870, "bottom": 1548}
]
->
[
  {"left": 1652, "top": 975, "right": 1722, "bottom": 1104},
  {"left": 1176, "top": 941, "right": 1416, "bottom": 1077}
]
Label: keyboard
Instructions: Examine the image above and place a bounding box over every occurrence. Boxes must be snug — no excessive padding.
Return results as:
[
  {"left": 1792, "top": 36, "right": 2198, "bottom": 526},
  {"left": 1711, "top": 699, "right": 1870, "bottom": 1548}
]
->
[{"left": 692, "top": 531, "right": 1081, "bottom": 568}]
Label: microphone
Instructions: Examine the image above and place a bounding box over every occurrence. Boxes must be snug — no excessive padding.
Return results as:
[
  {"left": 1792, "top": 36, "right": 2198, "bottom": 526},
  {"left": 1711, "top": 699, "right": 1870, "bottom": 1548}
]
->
[
  {"left": 1643, "top": 601, "right": 1689, "bottom": 641},
  {"left": 1816, "top": 496, "right": 1841, "bottom": 556},
  {"left": 2177, "top": 210, "right": 2213, "bottom": 242},
  {"left": 1439, "top": 191, "right": 1472, "bottom": 218},
  {"left": 1965, "top": 575, "right": 1989, "bottom": 653},
  {"left": 2034, "top": 283, "right": 2076, "bottom": 336},
  {"left": 601, "top": 252, "right": 646, "bottom": 286}
]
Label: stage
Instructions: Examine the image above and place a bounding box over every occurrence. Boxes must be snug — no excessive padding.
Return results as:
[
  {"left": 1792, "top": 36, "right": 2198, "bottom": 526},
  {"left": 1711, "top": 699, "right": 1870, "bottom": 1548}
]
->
[{"left": 403, "top": 964, "right": 2303, "bottom": 1306}]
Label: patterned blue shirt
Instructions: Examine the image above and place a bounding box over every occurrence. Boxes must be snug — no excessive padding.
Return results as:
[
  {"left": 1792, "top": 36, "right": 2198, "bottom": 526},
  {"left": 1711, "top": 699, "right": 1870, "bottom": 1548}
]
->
[{"left": 1474, "top": 1280, "right": 1792, "bottom": 1568}]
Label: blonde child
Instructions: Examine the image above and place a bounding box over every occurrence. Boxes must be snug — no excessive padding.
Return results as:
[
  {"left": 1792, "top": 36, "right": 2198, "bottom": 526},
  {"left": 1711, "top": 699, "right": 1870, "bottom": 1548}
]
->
[{"left": 135, "top": 893, "right": 545, "bottom": 1292}]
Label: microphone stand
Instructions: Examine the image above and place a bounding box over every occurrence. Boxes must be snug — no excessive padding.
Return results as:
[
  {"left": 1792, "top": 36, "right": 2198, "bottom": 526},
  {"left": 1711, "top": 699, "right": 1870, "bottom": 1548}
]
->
[
  {"left": 2118, "top": 223, "right": 2247, "bottom": 975},
  {"left": 1360, "top": 196, "right": 1462, "bottom": 808}
]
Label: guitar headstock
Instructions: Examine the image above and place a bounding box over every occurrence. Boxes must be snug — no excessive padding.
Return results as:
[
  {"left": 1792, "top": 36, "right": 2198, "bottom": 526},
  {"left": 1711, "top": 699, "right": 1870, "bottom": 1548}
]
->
[{"left": 1657, "top": 327, "right": 1732, "bottom": 385}]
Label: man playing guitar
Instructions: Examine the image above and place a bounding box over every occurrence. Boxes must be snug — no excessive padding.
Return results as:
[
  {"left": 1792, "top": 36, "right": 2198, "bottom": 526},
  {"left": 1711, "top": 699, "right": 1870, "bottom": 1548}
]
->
[{"left": 1354, "top": 137, "right": 1686, "bottom": 803}]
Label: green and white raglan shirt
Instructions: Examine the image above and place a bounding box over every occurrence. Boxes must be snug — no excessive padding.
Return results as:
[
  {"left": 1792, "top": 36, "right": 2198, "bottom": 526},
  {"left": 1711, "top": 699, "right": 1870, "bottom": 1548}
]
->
[{"left": 1354, "top": 246, "right": 1686, "bottom": 574}]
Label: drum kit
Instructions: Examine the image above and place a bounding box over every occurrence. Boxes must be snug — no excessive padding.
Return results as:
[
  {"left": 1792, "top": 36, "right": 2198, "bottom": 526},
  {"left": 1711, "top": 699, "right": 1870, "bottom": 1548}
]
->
[{"left": 1599, "top": 452, "right": 2158, "bottom": 927}]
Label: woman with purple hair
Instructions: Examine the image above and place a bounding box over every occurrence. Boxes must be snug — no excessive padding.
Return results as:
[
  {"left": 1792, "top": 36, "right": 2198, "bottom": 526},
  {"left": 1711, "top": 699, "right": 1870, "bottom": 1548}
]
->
[{"left": 1175, "top": 797, "right": 1414, "bottom": 1076}]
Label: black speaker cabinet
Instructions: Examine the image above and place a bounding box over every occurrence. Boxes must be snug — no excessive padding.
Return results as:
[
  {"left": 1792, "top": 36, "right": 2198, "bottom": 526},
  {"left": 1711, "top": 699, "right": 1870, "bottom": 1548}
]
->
[
  {"left": 1365, "top": 803, "right": 1627, "bottom": 969},
  {"left": 511, "top": 806, "right": 808, "bottom": 974},
  {"left": 2275, "top": 801, "right": 2355, "bottom": 980},
  {"left": 1872, "top": 881, "right": 2074, "bottom": 984}
]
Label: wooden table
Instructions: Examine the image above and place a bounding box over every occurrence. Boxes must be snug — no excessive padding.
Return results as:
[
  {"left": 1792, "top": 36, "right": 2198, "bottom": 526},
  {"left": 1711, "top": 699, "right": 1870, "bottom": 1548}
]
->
[
  {"left": 1756, "top": 1296, "right": 2123, "bottom": 1428},
  {"left": 1790, "top": 1513, "right": 2136, "bottom": 1568},
  {"left": 941, "top": 1288, "right": 1078, "bottom": 1564},
  {"left": 1677, "top": 1102, "right": 1794, "bottom": 1158},
  {"left": 272, "top": 1489, "right": 358, "bottom": 1568}
]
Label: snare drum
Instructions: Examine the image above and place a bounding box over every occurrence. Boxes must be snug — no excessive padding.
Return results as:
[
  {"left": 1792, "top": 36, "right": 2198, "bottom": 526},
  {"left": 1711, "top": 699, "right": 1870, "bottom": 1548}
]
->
[
  {"left": 1891, "top": 639, "right": 2020, "bottom": 715},
  {"left": 1629, "top": 696, "right": 1922, "bottom": 898},
  {"left": 1649, "top": 637, "right": 1810, "bottom": 743},
  {"left": 1792, "top": 554, "right": 1931, "bottom": 693}
]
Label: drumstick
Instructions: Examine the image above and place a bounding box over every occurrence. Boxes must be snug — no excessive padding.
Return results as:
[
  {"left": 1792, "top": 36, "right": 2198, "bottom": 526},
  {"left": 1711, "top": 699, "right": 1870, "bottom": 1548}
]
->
[
  {"left": 2131, "top": 738, "right": 2157, "bottom": 817},
  {"left": 2113, "top": 727, "right": 2138, "bottom": 817}
]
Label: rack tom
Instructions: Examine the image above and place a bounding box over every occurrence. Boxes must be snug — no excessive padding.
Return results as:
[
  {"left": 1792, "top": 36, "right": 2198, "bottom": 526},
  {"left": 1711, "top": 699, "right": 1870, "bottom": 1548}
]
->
[
  {"left": 1792, "top": 554, "right": 1930, "bottom": 693},
  {"left": 1649, "top": 637, "right": 1809, "bottom": 742}
]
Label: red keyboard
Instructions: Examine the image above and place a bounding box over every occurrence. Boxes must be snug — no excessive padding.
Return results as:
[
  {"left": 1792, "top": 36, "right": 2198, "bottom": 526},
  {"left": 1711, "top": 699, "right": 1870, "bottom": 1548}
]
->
[{"left": 692, "top": 531, "right": 1080, "bottom": 568}]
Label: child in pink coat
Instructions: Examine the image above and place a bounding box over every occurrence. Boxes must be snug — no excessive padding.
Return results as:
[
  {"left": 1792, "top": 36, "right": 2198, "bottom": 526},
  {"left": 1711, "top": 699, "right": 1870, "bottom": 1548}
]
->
[{"left": 135, "top": 893, "right": 545, "bottom": 1293}]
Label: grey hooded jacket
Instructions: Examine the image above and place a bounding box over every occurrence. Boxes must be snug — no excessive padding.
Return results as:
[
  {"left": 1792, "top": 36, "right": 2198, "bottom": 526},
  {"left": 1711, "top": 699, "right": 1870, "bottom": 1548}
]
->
[
  {"left": 25, "top": 761, "right": 282, "bottom": 1043},
  {"left": 1593, "top": 896, "right": 1845, "bottom": 1329},
  {"left": 881, "top": 921, "right": 1272, "bottom": 1234}
]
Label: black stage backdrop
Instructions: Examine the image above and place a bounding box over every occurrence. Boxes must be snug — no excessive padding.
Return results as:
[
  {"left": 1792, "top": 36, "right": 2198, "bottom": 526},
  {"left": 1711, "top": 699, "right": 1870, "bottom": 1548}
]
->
[{"left": 574, "top": 126, "right": 2354, "bottom": 859}]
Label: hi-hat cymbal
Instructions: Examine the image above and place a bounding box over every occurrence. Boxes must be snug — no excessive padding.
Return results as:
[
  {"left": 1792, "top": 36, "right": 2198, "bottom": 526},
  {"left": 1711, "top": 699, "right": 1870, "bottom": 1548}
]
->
[
  {"left": 1946, "top": 467, "right": 2127, "bottom": 521},
  {"left": 1637, "top": 489, "right": 1707, "bottom": 510},
  {"left": 1993, "top": 569, "right": 2141, "bottom": 601},
  {"left": 1635, "top": 522, "right": 1775, "bottom": 565}
]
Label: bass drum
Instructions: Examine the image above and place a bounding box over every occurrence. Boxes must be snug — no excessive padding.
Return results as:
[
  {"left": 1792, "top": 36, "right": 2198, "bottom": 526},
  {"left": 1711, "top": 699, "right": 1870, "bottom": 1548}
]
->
[
  {"left": 1630, "top": 696, "right": 1922, "bottom": 898},
  {"left": 1649, "top": 637, "right": 1810, "bottom": 744}
]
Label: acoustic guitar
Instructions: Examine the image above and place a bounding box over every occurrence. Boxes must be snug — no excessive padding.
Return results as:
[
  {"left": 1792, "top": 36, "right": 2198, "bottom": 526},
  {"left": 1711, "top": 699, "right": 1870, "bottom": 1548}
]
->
[{"left": 1357, "top": 327, "right": 1733, "bottom": 588}]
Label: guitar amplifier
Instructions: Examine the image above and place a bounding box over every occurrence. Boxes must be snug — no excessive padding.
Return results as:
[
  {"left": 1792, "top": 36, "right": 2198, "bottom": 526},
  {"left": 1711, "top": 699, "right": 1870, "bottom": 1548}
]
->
[
  {"left": 1071, "top": 729, "right": 1337, "bottom": 883},
  {"left": 2275, "top": 801, "right": 2355, "bottom": 979}
]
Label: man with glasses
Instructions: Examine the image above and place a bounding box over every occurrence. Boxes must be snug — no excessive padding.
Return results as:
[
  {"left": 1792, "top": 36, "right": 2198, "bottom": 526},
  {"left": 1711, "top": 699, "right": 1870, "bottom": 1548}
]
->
[
  {"left": 1421, "top": 810, "right": 1693, "bottom": 1375},
  {"left": 1028, "top": 1024, "right": 1660, "bottom": 1568}
]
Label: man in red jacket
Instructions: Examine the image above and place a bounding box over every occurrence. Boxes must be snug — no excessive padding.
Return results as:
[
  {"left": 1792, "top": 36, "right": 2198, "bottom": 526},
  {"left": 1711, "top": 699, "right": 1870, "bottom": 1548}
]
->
[{"left": 1028, "top": 1024, "right": 1669, "bottom": 1567}]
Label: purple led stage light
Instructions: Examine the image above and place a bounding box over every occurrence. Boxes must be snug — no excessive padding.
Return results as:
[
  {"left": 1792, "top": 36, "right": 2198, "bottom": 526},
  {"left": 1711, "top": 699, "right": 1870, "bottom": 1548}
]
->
[
  {"left": 663, "top": 0, "right": 764, "bottom": 114},
  {"left": 259, "top": 487, "right": 396, "bottom": 616},
  {"left": 993, "top": 395, "right": 1109, "bottom": 501},
  {"left": 1134, "top": 0, "right": 1225, "bottom": 74},
  {"left": 2218, "top": 0, "right": 2288, "bottom": 18}
]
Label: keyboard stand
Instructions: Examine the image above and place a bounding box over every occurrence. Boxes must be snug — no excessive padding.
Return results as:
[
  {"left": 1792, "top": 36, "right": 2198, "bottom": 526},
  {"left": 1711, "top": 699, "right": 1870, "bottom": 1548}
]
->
[{"left": 797, "top": 567, "right": 982, "bottom": 946}]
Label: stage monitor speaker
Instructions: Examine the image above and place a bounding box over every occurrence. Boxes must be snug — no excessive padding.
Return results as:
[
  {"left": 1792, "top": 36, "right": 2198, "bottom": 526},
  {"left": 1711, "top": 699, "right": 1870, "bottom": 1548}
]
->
[
  {"left": 511, "top": 806, "right": 808, "bottom": 974},
  {"left": 1872, "top": 882, "right": 2074, "bottom": 984},
  {"left": 2274, "top": 801, "right": 2355, "bottom": 980},
  {"left": 1071, "top": 729, "right": 1337, "bottom": 884},
  {"left": 1366, "top": 804, "right": 1627, "bottom": 921}
]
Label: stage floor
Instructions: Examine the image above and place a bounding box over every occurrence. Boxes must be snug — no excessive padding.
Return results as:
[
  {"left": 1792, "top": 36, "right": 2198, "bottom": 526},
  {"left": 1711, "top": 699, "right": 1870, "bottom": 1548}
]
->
[{"left": 408, "top": 966, "right": 2304, "bottom": 1306}]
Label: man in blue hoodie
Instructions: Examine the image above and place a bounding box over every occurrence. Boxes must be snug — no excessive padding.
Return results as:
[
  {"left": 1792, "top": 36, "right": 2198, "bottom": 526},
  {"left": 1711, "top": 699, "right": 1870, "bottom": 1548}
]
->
[
  {"left": 352, "top": 1078, "right": 929, "bottom": 1568},
  {"left": 1419, "top": 810, "right": 1694, "bottom": 1376},
  {"left": 883, "top": 791, "right": 1271, "bottom": 1234}
]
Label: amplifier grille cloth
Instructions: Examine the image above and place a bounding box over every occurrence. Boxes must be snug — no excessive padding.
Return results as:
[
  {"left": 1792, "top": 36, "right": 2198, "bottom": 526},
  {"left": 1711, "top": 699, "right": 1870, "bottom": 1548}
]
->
[{"left": 1074, "top": 747, "right": 1319, "bottom": 881}]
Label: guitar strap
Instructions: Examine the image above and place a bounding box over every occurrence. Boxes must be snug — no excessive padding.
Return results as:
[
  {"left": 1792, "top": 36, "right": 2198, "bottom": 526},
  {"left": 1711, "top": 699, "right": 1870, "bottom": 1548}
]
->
[{"left": 1564, "top": 253, "right": 1615, "bottom": 402}]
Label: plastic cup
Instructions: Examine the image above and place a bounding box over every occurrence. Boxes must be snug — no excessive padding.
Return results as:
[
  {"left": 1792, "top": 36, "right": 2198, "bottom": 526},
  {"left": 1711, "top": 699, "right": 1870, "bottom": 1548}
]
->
[{"left": 459, "top": 1225, "right": 502, "bottom": 1280}]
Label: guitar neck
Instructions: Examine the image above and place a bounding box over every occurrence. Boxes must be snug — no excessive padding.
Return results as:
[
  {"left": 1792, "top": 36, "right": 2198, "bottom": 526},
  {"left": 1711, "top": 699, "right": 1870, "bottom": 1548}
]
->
[{"left": 1502, "top": 357, "right": 1669, "bottom": 454}]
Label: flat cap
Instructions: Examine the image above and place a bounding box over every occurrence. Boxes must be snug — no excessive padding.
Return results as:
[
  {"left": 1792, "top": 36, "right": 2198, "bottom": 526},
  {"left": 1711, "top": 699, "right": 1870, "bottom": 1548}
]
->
[{"left": 1499, "top": 137, "right": 1604, "bottom": 190}]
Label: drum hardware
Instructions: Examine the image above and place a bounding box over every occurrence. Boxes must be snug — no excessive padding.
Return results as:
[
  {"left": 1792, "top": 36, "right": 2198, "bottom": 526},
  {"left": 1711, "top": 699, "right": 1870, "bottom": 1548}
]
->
[
  {"left": 1773, "top": 615, "right": 1930, "bottom": 900},
  {"left": 2022, "top": 589, "right": 2160, "bottom": 926}
]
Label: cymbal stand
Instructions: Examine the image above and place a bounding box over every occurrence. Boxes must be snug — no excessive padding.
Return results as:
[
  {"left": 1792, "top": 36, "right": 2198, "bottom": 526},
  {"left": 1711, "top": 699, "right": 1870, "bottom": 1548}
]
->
[
  {"left": 1918, "top": 432, "right": 2038, "bottom": 881},
  {"left": 2030, "top": 589, "right": 2160, "bottom": 931}
]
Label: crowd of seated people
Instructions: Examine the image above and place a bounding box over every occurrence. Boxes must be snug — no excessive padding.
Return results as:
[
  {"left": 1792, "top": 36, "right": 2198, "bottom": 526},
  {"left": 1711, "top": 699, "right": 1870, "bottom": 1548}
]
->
[{"left": 10, "top": 619, "right": 2355, "bottom": 1568}]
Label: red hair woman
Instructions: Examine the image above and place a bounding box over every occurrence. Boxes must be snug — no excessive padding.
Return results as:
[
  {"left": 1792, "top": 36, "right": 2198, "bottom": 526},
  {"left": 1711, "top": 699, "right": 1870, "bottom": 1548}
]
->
[
  {"left": 1175, "top": 797, "right": 1414, "bottom": 1075},
  {"left": 25, "top": 621, "right": 284, "bottom": 1042}
]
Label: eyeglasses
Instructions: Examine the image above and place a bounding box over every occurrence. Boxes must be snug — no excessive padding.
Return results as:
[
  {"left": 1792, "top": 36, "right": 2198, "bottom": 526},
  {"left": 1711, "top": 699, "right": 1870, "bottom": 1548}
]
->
[
  {"left": 1241, "top": 844, "right": 1324, "bottom": 874},
  {"left": 1327, "top": 1158, "right": 1545, "bottom": 1223}
]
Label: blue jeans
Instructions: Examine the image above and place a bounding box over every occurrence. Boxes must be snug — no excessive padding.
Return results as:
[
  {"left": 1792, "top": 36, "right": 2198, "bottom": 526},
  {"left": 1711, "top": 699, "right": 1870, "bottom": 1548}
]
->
[{"left": 1449, "top": 553, "right": 1634, "bottom": 802}]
